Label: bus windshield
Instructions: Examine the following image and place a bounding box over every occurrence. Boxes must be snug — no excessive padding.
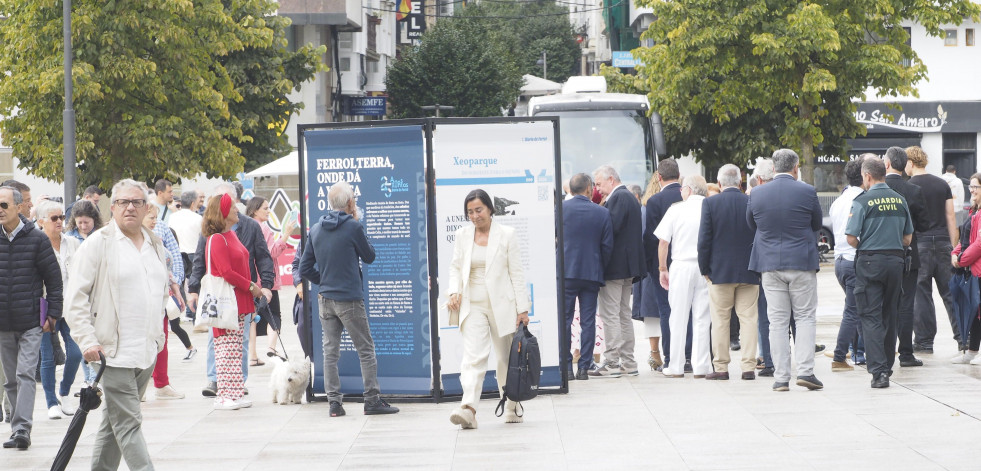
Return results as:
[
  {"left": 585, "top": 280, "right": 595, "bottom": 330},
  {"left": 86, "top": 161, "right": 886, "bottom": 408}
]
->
[{"left": 538, "top": 109, "right": 653, "bottom": 189}]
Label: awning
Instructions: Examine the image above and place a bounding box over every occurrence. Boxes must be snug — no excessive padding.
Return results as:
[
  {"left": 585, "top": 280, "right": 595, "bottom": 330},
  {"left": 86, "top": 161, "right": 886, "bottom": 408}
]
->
[
  {"left": 245, "top": 151, "right": 299, "bottom": 178},
  {"left": 521, "top": 74, "right": 561, "bottom": 97}
]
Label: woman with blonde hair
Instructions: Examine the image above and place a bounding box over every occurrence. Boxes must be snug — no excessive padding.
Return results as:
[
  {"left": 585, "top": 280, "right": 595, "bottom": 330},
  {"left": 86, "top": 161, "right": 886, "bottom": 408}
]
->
[{"left": 635, "top": 172, "right": 663, "bottom": 370}]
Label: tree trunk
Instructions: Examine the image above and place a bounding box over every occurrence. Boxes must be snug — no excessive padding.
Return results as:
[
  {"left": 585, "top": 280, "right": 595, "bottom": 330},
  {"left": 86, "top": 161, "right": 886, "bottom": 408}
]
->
[{"left": 798, "top": 96, "right": 816, "bottom": 187}]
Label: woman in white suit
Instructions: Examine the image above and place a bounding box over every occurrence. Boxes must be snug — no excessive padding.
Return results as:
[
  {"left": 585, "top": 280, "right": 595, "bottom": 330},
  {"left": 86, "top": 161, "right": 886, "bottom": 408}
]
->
[{"left": 446, "top": 189, "right": 531, "bottom": 429}]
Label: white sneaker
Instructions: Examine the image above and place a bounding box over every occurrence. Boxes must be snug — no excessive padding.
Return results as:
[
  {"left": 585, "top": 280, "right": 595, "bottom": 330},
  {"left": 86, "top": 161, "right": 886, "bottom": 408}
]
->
[
  {"left": 449, "top": 407, "right": 477, "bottom": 429},
  {"left": 155, "top": 385, "right": 186, "bottom": 400},
  {"left": 951, "top": 351, "right": 978, "bottom": 364},
  {"left": 234, "top": 398, "right": 253, "bottom": 409},
  {"left": 213, "top": 397, "right": 240, "bottom": 410},
  {"left": 59, "top": 395, "right": 76, "bottom": 416},
  {"left": 971, "top": 353, "right": 981, "bottom": 366},
  {"left": 48, "top": 405, "right": 64, "bottom": 420}
]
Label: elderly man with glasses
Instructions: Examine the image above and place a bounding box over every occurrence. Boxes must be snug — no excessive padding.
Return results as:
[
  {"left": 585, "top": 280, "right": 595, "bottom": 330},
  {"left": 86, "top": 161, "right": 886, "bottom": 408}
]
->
[
  {"left": 67, "top": 179, "right": 182, "bottom": 470},
  {"left": 0, "top": 184, "right": 63, "bottom": 450}
]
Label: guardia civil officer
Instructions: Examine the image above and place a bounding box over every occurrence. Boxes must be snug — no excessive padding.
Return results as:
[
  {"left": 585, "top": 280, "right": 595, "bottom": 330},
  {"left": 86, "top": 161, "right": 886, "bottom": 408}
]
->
[{"left": 845, "top": 158, "right": 914, "bottom": 389}]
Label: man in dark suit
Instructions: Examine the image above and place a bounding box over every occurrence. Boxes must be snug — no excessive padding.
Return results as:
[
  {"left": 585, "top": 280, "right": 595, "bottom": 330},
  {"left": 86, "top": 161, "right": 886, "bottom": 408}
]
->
[
  {"left": 187, "top": 182, "right": 276, "bottom": 397},
  {"left": 589, "top": 165, "right": 645, "bottom": 377},
  {"left": 747, "top": 149, "right": 824, "bottom": 392},
  {"left": 644, "top": 158, "right": 690, "bottom": 371},
  {"left": 562, "top": 173, "right": 614, "bottom": 380},
  {"left": 698, "top": 164, "right": 760, "bottom": 381},
  {"left": 883, "top": 146, "right": 928, "bottom": 367}
]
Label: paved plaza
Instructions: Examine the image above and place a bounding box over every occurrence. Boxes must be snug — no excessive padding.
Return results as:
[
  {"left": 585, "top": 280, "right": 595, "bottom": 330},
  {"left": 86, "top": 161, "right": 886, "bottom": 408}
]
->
[{"left": 5, "top": 268, "right": 981, "bottom": 470}]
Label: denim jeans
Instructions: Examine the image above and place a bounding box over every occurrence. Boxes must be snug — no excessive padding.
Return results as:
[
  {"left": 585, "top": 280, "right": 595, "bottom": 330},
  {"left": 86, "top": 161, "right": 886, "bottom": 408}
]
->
[
  {"left": 833, "top": 258, "right": 862, "bottom": 362},
  {"left": 318, "top": 297, "right": 380, "bottom": 403},
  {"left": 40, "top": 320, "right": 82, "bottom": 408},
  {"left": 206, "top": 313, "right": 252, "bottom": 383}
]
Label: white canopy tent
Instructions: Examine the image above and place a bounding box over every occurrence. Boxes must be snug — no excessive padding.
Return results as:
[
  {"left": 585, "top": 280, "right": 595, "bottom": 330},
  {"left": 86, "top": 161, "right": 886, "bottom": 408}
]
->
[
  {"left": 520, "top": 74, "right": 562, "bottom": 97},
  {"left": 245, "top": 150, "right": 299, "bottom": 178}
]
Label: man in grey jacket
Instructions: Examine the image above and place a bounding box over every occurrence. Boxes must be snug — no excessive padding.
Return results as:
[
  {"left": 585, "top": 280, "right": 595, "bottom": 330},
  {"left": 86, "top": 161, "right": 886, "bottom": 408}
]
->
[
  {"left": 0, "top": 185, "right": 63, "bottom": 450},
  {"left": 299, "top": 181, "right": 398, "bottom": 418}
]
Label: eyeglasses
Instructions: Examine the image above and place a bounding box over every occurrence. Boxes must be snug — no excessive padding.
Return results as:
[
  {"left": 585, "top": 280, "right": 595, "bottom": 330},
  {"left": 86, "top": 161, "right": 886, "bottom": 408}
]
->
[
  {"left": 0, "top": 202, "right": 7, "bottom": 210},
  {"left": 971, "top": 185, "right": 981, "bottom": 191},
  {"left": 113, "top": 199, "right": 146, "bottom": 208},
  {"left": 49, "top": 215, "right": 66, "bottom": 222},
  {"left": 174, "top": 204, "right": 181, "bottom": 209}
]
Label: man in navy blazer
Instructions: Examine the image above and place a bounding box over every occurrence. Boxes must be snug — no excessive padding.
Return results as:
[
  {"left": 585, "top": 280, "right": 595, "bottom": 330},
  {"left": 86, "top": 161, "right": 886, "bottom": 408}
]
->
[
  {"left": 747, "top": 149, "right": 824, "bottom": 392},
  {"left": 589, "top": 165, "right": 645, "bottom": 377},
  {"left": 562, "top": 173, "right": 614, "bottom": 380},
  {"left": 698, "top": 164, "right": 760, "bottom": 380},
  {"left": 644, "top": 158, "right": 690, "bottom": 370}
]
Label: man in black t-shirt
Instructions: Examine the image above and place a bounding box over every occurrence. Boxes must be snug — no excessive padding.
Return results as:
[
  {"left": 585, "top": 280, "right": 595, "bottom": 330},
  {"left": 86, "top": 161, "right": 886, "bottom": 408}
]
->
[{"left": 905, "top": 146, "right": 964, "bottom": 352}]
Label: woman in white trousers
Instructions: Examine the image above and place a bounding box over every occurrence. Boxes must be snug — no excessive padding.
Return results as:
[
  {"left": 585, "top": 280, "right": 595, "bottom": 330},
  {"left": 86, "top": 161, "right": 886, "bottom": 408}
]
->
[{"left": 446, "top": 189, "right": 531, "bottom": 430}]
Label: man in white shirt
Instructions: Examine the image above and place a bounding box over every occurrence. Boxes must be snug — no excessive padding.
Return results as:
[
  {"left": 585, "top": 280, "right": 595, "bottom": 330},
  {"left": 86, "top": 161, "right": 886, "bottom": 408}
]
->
[
  {"left": 656, "top": 175, "right": 711, "bottom": 378},
  {"left": 828, "top": 156, "right": 869, "bottom": 371},
  {"left": 67, "top": 179, "right": 178, "bottom": 471},
  {"left": 942, "top": 165, "right": 967, "bottom": 225},
  {"left": 168, "top": 190, "right": 204, "bottom": 277},
  {"left": 151, "top": 179, "right": 175, "bottom": 224}
]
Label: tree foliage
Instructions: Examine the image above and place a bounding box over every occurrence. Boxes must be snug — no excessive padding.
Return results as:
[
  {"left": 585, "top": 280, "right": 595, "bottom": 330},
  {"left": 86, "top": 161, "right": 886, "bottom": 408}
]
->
[
  {"left": 385, "top": 12, "right": 523, "bottom": 118},
  {"left": 632, "top": 0, "right": 981, "bottom": 172},
  {"left": 0, "top": 0, "right": 324, "bottom": 189},
  {"left": 386, "top": 0, "right": 580, "bottom": 118}
]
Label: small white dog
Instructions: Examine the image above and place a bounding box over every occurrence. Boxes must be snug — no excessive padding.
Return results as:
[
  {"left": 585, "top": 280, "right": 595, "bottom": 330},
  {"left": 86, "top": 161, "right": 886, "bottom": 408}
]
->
[{"left": 269, "top": 356, "right": 311, "bottom": 405}]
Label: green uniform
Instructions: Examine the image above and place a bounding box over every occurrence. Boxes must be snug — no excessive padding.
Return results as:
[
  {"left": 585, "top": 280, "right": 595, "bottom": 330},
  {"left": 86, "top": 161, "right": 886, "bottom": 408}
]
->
[
  {"left": 845, "top": 182, "right": 913, "bottom": 381},
  {"left": 845, "top": 183, "right": 913, "bottom": 250}
]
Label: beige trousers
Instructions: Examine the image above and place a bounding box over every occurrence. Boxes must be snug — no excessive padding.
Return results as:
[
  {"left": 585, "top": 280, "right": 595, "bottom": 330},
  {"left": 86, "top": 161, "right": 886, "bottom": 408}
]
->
[{"left": 708, "top": 283, "right": 760, "bottom": 373}]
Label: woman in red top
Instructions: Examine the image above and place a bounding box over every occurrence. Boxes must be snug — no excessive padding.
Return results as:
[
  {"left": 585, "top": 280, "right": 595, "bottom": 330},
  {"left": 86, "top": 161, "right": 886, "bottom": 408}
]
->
[
  {"left": 951, "top": 173, "right": 981, "bottom": 365},
  {"left": 203, "top": 193, "right": 260, "bottom": 410}
]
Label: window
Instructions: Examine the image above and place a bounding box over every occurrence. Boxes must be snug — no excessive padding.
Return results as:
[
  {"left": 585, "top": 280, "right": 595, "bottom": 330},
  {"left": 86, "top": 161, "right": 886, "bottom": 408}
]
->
[
  {"left": 945, "top": 29, "right": 958, "bottom": 46},
  {"left": 901, "top": 27, "right": 912, "bottom": 67},
  {"left": 338, "top": 32, "right": 353, "bottom": 51},
  {"left": 340, "top": 57, "right": 351, "bottom": 72},
  {"left": 968, "top": 28, "right": 976, "bottom": 46}
]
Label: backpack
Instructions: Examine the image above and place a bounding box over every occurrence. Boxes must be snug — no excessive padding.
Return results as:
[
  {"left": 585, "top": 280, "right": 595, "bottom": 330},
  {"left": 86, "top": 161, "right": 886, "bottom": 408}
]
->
[{"left": 495, "top": 324, "right": 541, "bottom": 417}]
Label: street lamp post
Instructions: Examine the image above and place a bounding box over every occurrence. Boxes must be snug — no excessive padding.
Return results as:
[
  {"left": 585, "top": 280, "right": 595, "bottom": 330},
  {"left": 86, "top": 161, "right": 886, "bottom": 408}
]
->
[
  {"left": 536, "top": 50, "right": 547, "bottom": 80},
  {"left": 63, "top": 0, "right": 77, "bottom": 204}
]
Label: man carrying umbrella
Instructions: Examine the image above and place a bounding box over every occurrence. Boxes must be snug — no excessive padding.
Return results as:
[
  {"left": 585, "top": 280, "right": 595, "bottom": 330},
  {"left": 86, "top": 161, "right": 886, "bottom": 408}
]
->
[
  {"left": 67, "top": 179, "right": 176, "bottom": 470},
  {"left": 845, "top": 159, "right": 914, "bottom": 389}
]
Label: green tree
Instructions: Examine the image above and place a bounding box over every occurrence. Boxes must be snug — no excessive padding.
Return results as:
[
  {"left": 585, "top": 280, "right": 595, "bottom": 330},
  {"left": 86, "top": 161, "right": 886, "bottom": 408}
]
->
[
  {"left": 461, "top": 1, "right": 581, "bottom": 84},
  {"left": 386, "top": 13, "right": 523, "bottom": 118},
  {"left": 0, "top": 0, "right": 323, "bottom": 189},
  {"left": 633, "top": 0, "right": 981, "bottom": 174}
]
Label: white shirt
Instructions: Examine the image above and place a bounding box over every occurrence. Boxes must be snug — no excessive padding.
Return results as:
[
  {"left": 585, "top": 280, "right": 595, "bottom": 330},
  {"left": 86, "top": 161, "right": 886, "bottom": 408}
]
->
[
  {"left": 1, "top": 218, "right": 24, "bottom": 241},
  {"left": 830, "top": 186, "right": 864, "bottom": 261},
  {"left": 168, "top": 209, "right": 203, "bottom": 254},
  {"left": 111, "top": 225, "right": 167, "bottom": 369},
  {"left": 653, "top": 195, "right": 705, "bottom": 262},
  {"left": 941, "top": 173, "right": 965, "bottom": 208}
]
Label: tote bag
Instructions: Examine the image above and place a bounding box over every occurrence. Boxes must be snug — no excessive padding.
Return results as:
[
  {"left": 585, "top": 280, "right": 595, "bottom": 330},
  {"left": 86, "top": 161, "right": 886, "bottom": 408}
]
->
[{"left": 194, "top": 234, "right": 239, "bottom": 330}]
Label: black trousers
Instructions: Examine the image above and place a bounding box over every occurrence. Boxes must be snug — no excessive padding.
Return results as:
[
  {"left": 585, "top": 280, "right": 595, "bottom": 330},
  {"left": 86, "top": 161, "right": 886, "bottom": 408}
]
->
[
  {"left": 855, "top": 253, "right": 904, "bottom": 376},
  {"left": 897, "top": 268, "right": 917, "bottom": 357}
]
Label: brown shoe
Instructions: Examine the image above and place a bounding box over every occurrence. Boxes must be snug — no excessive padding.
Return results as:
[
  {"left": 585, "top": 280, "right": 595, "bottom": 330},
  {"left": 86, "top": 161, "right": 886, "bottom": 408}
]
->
[
  {"left": 741, "top": 371, "right": 755, "bottom": 380},
  {"left": 693, "top": 374, "right": 707, "bottom": 379},
  {"left": 831, "top": 361, "right": 854, "bottom": 372},
  {"left": 705, "top": 372, "right": 728, "bottom": 380}
]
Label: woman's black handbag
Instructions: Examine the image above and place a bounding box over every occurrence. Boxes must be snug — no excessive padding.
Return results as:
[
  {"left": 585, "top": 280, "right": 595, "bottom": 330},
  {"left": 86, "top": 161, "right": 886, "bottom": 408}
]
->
[{"left": 495, "top": 324, "right": 541, "bottom": 417}]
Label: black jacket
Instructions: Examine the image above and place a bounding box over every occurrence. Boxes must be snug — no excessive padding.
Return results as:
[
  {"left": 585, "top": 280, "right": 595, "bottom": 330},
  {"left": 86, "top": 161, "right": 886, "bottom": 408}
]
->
[
  {"left": 0, "top": 216, "right": 64, "bottom": 331},
  {"left": 187, "top": 213, "right": 275, "bottom": 293},
  {"left": 885, "top": 174, "right": 929, "bottom": 270},
  {"left": 603, "top": 186, "right": 646, "bottom": 282}
]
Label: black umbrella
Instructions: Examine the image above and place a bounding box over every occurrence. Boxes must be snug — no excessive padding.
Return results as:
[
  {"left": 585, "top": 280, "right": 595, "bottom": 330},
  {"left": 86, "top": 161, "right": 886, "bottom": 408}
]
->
[
  {"left": 948, "top": 267, "right": 979, "bottom": 352},
  {"left": 51, "top": 352, "right": 106, "bottom": 471},
  {"left": 256, "top": 296, "right": 289, "bottom": 361}
]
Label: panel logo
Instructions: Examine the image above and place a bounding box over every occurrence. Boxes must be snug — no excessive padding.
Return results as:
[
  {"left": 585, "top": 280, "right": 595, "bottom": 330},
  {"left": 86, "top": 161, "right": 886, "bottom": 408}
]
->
[
  {"left": 379, "top": 176, "right": 409, "bottom": 198},
  {"left": 452, "top": 157, "right": 498, "bottom": 168}
]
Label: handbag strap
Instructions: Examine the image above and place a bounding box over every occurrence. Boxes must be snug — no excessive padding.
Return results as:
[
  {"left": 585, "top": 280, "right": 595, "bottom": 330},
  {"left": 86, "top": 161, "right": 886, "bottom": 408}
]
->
[{"left": 204, "top": 233, "right": 229, "bottom": 277}]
